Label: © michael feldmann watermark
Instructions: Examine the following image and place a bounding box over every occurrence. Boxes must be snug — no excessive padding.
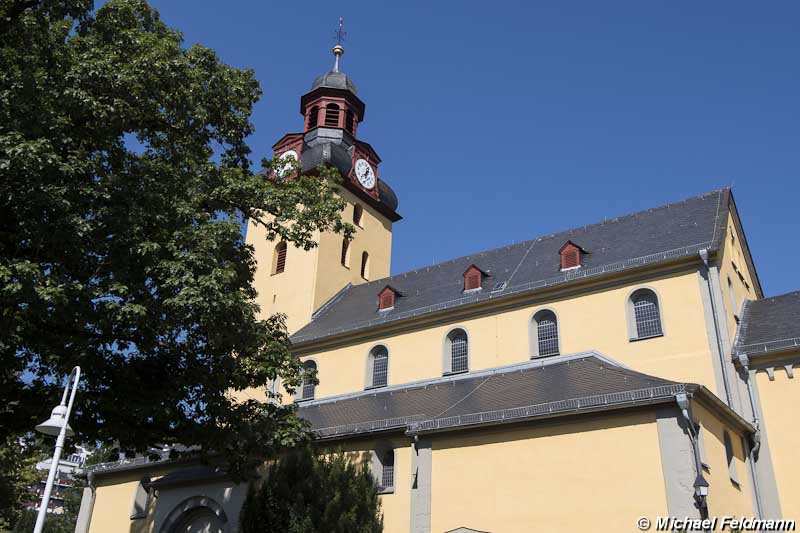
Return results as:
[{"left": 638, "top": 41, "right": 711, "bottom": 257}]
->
[{"left": 636, "top": 516, "right": 796, "bottom": 531}]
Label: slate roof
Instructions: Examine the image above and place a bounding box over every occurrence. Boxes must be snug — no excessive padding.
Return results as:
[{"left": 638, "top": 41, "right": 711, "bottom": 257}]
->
[
  {"left": 735, "top": 291, "right": 800, "bottom": 356},
  {"left": 292, "top": 189, "right": 732, "bottom": 344},
  {"left": 311, "top": 70, "right": 358, "bottom": 95},
  {"left": 297, "top": 352, "right": 686, "bottom": 439}
]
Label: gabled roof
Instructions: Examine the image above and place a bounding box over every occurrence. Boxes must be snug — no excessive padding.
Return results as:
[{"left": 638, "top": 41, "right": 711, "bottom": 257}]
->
[
  {"left": 292, "top": 189, "right": 734, "bottom": 345},
  {"left": 297, "top": 352, "right": 685, "bottom": 439},
  {"left": 735, "top": 291, "right": 800, "bottom": 357}
]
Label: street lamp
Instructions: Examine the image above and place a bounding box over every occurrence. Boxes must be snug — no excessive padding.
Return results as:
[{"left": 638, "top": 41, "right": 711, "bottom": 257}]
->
[{"left": 33, "top": 366, "right": 81, "bottom": 533}]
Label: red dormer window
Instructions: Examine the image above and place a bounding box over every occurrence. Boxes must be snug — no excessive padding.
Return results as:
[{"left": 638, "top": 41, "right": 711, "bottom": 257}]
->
[
  {"left": 378, "top": 286, "right": 401, "bottom": 311},
  {"left": 559, "top": 241, "right": 583, "bottom": 270},
  {"left": 463, "top": 265, "right": 485, "bottom": 291}
]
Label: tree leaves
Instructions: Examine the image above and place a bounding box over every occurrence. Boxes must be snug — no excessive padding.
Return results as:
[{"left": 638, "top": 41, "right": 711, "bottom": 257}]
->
[{"left": 1, "top": 0, "right": 350, "bottom": 477}]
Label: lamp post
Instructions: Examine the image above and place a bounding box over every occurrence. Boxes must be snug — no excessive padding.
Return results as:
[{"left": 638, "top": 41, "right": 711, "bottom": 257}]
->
[{"left": 33, "top": 366, "right": 81, "bottom": 533}]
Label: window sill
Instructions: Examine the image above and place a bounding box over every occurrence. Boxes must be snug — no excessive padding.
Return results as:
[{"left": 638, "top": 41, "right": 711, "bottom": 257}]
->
[
  {"left": 531, "top": 352, "right": 560, "bottom": 359},
  {"left": 294, "top": 397, "right": 314, "bottom": 404},
  {"left": 365, "top": 384, "right": 387, "bottom": 391},
  {"left": 629, "top": 333, "right": 664, "bottom": 343},
  {"left": 443, "top": 369, "right": 469, "bottom": 377},
  {"left": 341, "top": 264, "right": 350, "bottom": 270},
  {"left": 270, "top": 272, "right": 284, "bottom": 277},
  {"left": 376, "top": 486, "right": 395, "bottom": 495}
]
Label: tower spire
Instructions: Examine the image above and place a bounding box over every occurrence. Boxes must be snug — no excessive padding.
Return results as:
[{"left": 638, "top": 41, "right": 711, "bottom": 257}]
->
[{"left": 331, "top": 17, "right": 346, "bottom": 73}]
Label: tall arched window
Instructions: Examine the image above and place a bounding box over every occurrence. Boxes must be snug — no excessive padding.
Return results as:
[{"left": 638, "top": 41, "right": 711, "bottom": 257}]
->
[
  {"left": 353, "top": 204, "right": 364, "bottom": 227},
  {"left": 728, "top": 277, "right": 738, "bottom": 317},
  {"left": 273, "top": 241, "right": 287, "bottom": 274},
  {"left": 724, "top": 431, "right": 740, "bottom": 485},
  {"left": 532, "top": 310, "right": 560, "bottom": 357},
  {"left": 324, "top": 103, "right": 340, "bottom": 127},
  {"left": 628, "top": 288, "right": 663, "bottom": 340},
  {"left": 341, "top": 239, "right": 351, "bottom": 268},
  {"left": 443, "top": 328, "right": 469, "bottom": 374},
  {"left": 379, "top": 448, "right": 394, "bottom": 488},
  {"left": 360, "top": 251, "right": 370, "bottom": 280},
  {"left": 307, "top": 105, "right": 319, "bottom": 129},
  {"left": 366, "top": 345, "right": 389, "bottom": 388},
  {"left": 371, "top": 443, "right": 395, "bottom": 492},
  {"left": 345, "top": 109, "right": 355, "bottom": 134},
  {"left": 299, "top": 360, "right": 317, "bottom": 401}
]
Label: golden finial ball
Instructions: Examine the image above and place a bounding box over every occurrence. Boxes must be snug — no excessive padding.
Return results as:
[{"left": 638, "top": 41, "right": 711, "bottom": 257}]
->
[{"left": 332, "top": 44, "right": 344, "bottom": 56}]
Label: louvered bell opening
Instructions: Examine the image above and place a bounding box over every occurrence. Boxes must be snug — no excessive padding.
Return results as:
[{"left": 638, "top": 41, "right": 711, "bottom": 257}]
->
[
  {"left": 353, "top": 205, "right": 363, "bottom": 226},
  {"left": 465, "top": 271, "right": 481, "bottom": 290},
  {"left": 561, "top": 248, "right": 580, "bottom": 269},
  {"left": 345, "top": 109, "right": 355, "bottom": 134},
  {"left": 307, "top": 106, "right": 319, "bottom": 130},
  {"left": 379, "top": 291, "right": 394, "bottom": 310},
  {"left": 324, "top": 104, "right": 340, "bottom": 127}
]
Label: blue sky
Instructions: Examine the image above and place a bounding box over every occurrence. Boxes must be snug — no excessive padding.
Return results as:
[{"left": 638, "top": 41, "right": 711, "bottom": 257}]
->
[{"left": 148, "top": 0, "right": 799, "bottom": 297}]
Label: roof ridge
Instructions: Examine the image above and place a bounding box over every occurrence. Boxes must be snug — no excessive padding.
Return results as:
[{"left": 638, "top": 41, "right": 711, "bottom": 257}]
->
[
  {"left": 351, "top": 188, "right": 728, "bottom": 290},
  {"left": 755, "top": 289, "right": 800, "bottom": 302}
]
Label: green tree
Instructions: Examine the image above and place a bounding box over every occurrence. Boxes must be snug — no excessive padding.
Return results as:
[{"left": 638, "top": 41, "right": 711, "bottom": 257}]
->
[
  {"left": 1, "top": 0, "right": 351, "bottom": 483},
  {"left": 240, "top": 446, "right": 383, "bottom": 533}
]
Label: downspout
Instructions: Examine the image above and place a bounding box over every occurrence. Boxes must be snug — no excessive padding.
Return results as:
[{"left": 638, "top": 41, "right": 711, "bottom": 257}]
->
[
  {"left": 737, "top": 351, "right": 766, "bottom": 522},
  {"left": 676, "top": 393, "right": 709, "bottom": 527},
  {"left": 699, "top": 249, "right": 733, "bottom": 407}
]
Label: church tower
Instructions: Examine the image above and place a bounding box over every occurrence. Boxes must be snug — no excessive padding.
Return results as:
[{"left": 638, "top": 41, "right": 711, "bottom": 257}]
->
[{"left": 246, "top": 42, "right": 401, "bottom": 334}]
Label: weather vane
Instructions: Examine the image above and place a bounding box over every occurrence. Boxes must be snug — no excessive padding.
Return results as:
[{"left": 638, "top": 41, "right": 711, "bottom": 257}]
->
[
  {"left": 333, "top": 17, "right": 347, "bottom": 46},
  {"left": 331, "top": 17, "right": 346, "bottom": 72}
]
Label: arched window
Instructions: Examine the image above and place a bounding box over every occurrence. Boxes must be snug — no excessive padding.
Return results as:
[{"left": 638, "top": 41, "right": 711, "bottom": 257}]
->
[
  {"left": 353, "top": 204, "right": 363, "bottom": 227},
  {"left": 532, "top": 310, "right": 559, "bottom": 357},
  {"left": 345, "top": 109, "right": 355, "bottom": 134},
  {"left": 443, "top": 328, "right": 469, "bottom": 374},
  {"left": 341, "top": 239, "right": 351, "bottom": 268},
  {"left": 371, "top": 443, "right": 395, "bottom": 492},
  {"left": 728, "top": 277, "right": 738, "bottom": 317},
  {"left": 628, "top": 288, "right": 663, "bottom": 340},
  {"left": 360, "top": 251, "right": 370, "bottom": 280},
  {"left": 299, "top": 360, "right": 317, "bottom": 401},
  {"left": 366, "top": 345, "right": 389, "bottom": 388},
  {"left": 324, "top": 103, "right": 340, "bottom": 127},
  {"left": 307, "top": 105, "right": 319, "bottom": 129},
  {"left": 272, "top": 241, "right": 287, "bottom": 274},
  {"left": 724, "top": 431, "right": 740, "bottom": 485}
]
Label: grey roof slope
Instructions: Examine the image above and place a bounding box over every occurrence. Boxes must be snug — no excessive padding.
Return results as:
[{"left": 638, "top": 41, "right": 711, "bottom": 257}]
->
[
  {"left": 735, "top": 291, "right": 800, "bottom": 356},
  {"left": 292, "top": 189, "right": 731, "bottom": 344},
  {"left": 297, "top": 353, "right": 685, "bottom": 439}
]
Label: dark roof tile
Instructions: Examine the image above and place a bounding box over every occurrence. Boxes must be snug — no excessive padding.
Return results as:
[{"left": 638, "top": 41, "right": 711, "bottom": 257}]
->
[
  {"left": 736, "top": 291, "right": 800, "bottom": 355},
  {"left": 292, "top": 189, "right": 731, "bottom": 344},
  {"left": 297, "top": 353, "right": 684, "bottom": 438}
]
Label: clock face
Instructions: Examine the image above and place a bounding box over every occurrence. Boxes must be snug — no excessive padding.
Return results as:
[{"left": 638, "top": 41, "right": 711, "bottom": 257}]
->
[
  {"left": 354, "top": 158, "right": 375, "bottom": 189},
  {"left": 277, "top": 150, "right": 298, "bottom": 178}
]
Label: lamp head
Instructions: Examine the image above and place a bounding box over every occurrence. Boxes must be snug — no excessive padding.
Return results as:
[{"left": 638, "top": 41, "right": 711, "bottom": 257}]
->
[
  {"left": 693, "top": 474, "right": 709, "bottom": 498},
  {"left": 35, "top": 405, "right": 74, "bottom": 438}
]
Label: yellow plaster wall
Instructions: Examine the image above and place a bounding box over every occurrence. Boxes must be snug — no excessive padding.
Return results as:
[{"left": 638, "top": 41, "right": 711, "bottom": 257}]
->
[
  {"left": 314, "top": 188, "right": 393, "bottom": 310},
  {"left": 429, "top": 413, "right": 667, "bottom": 533},
  {"left": 246, "top": 188, "right": 393, "bottom": 336},
  {"left": 319, "top": 436, "right": 412, "bottom": 533},
  {"left": 246, "top": 221, "right": 321, "bottom": 335},
  {"left": 718, "top": 212, "right": 757, "bottom": 342},
  {"left": 88, "top": 467, "right": 173, "bottom": 533},
  {"left": 692, "top": 403, "right": 755, "bottom": 517},
  {"left": 756, "top": 363, "right": 800, "bottom": 519},
  {"left": 297, "top": 270, "right": 719, "bottom": 401}
]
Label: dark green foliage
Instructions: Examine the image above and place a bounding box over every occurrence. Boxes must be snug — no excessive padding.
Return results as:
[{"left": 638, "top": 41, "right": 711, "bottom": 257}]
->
[
  {"left": 1, "top": 0, "right": 352, "bottom": 484},
  {"left": 240, "top": 446, "right": 383, "bottom": 533}
]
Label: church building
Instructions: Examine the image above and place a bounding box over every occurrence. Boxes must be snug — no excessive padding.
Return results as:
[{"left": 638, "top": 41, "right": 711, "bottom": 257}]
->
[{"left": 78, "top": 44, "right": 800, "bottom": 533}]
